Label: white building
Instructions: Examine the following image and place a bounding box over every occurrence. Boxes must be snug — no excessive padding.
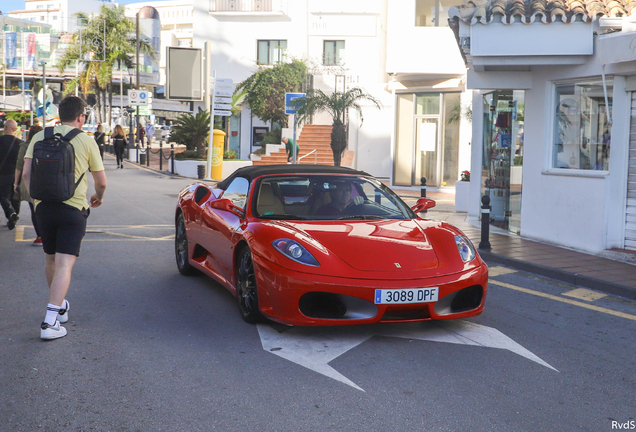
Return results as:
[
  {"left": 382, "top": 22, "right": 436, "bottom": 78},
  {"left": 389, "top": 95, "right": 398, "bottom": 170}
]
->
[
  {"left": 449, "top": 1, "right": 636, "bottom": 254},
  {"left": 8, "top": 0, "right": 112, "bottom": 33},
  {"left": 183, "top": 0, "right": 471, "bottom": 185}
]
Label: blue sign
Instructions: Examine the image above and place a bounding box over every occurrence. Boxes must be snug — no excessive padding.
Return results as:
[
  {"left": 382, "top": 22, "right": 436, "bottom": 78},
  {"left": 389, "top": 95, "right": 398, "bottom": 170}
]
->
[{"left": 285, "top": 93, "right": 305, "bottom": 115}]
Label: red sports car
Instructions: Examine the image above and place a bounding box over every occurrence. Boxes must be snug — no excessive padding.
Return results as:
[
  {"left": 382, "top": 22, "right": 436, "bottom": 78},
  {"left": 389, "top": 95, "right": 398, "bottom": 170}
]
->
[{"left": 175, "top": 165, "right": 487, "bottom": 326}]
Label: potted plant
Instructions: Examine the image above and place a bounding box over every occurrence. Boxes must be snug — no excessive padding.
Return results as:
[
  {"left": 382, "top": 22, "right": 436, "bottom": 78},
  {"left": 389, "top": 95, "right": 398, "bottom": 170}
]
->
[{"left": 455, "top": 170, "right": 470, "bottom": 212}]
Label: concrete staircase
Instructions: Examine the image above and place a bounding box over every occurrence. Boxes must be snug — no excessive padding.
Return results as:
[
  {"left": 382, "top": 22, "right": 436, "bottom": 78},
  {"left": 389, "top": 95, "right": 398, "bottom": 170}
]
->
[{"left": 252, "top": 125, "right": 353, "bottom": 166}]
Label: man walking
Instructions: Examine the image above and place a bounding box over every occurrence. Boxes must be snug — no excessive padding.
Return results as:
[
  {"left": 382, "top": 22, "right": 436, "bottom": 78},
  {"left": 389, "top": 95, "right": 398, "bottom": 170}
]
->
[
  {"left": 0, "top": 119, "right": 23, "bottom": 230},
  {"left": 22, "top": 96, "right": 107, "bottom": 340}
]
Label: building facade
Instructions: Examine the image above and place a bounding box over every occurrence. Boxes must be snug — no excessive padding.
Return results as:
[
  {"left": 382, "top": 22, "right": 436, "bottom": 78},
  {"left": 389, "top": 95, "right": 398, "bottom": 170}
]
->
[
  {"left": 450, "top": 1, "right": 636, "bottom": 253},
  {"left": 185, "top": 0, "right": 471, "bottom": 185},
  {"left": 9, "top": 0, "right": 111, "bottom": 33}
]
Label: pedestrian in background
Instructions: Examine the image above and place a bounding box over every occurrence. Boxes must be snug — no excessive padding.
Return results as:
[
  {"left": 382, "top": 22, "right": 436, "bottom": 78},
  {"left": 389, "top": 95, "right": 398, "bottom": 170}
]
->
[
  {"left": 14, "top": 125, "right": 44, "bottom": 245},
  {"left": 94, "top": 124, "right": 106, "bottom": 160},
  {"left": 22, "top": 96, "right": 107, "bottom": 340},
  {"left": 112, "top": 124, "right": 127, "bottom": 169},
  {"left": 136, "top": 123, "right": 145, "bottom": 148},
  {"left": 0, "top": 119, "right": 23, "bottom": 230},
  {"left": 282, "top": 137, "right": 299, "bottom": 163}
]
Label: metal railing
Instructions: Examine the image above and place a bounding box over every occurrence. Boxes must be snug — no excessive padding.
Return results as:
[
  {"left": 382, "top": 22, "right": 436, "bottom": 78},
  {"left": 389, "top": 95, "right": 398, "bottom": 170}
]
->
[{"left": 297, "top": 149, "right": 317, "bottom": 164}]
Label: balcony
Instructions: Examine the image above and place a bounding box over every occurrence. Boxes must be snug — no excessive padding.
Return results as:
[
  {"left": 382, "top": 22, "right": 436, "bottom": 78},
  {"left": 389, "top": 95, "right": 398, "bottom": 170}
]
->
[{"left": 209, "top": 0, "right": 288, "bottom": 15}]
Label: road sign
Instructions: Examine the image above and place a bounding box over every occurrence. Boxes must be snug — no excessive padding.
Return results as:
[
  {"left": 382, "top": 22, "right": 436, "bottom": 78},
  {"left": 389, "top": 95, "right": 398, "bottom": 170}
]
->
[
  {"left": 128, "top": 89, "right": 151, "bottom": 106},
  {"left": 215, "top": 96, "right": 232, "bottom": 103},
  {"left": 213, "top": 110, "right": 232, "bottom": 117},
  {"left": 215, "top": 89, "right": 233, "bottom": 97},
  {"left": 214, "top": 103, "right": 232, "bottom": 110},
  {"left": 210, "top": 77, "right": 233, "bottom": 85},
  {"left": 285, "top": 92, "right": 306, "bottom": 114}
]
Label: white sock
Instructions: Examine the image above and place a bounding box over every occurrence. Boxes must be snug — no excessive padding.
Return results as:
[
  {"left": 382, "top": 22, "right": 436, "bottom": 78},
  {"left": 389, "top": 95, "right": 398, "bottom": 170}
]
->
[{"left": 44, "top": 303, "right": 61, "bottom": 325}]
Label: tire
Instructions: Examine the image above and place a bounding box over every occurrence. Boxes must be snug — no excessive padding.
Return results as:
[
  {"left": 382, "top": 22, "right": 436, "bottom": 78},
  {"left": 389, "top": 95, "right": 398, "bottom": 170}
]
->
[
  {"left": 175, "top": 213, "right": 197, "bottom": 276},
  {"left": 236, "top": 248, "right": 263, "bottom": 323}
]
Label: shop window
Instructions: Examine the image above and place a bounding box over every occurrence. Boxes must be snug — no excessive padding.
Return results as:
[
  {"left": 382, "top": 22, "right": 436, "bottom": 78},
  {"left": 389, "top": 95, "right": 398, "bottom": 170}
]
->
[
  {"left": 415, "top": 0, "right": 454, "bottom": 27},
  {"left": 483, "top": 90, "right": 525, "bottom": 234},
  {"left": 257, "top": 40, "right": 287, "bottom": 65},
  {"left": 323, "top": 40, "right": 345, "bottom": 65},
  {"left": 553, "top": 79, "right": 612, "bottom": 171}
]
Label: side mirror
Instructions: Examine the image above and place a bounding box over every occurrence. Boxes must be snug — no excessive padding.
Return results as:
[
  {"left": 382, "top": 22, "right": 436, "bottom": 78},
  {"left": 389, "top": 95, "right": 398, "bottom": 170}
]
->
[
  {"left": 411, "top": 198, "right": 436, "bottom": 213},
  {"left": 209, "top": 198, "right": 244, "bottom": 217}
]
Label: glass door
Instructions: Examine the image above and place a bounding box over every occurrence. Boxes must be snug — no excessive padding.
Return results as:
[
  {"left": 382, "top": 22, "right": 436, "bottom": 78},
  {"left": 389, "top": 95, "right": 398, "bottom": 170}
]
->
[
  {"left": 393, "top": 93, "right": 460, "bottom": 187},
  {"left": 482, "top": 90, "right": 524, "bottom": 234},
  {"left": 415, "top": 118, "right": 439, "bottom": 186}
]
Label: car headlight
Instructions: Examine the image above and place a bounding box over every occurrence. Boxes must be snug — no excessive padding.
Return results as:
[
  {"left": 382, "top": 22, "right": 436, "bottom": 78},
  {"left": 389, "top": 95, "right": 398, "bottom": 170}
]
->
[
  {"left": 272, "top": 239, "right": 320, "bottom": 267},
  {"left": 455, "top": 235, "right": 476, "bottom": 263}
]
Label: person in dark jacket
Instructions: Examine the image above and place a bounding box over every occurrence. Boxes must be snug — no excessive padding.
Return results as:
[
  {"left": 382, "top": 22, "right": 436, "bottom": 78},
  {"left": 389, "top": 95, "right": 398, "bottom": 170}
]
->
[
  {"left": 0, "top": 119, "right": 23, "bottom": 229},
  {"left": 112, "top": 124, "right": 127, "bottom": 169},
  {"left": 14, "top": 125, "right": 43, "bottom": 244},
  {"left": 94, "top": 124, "right": 106, "bottom": 160}
]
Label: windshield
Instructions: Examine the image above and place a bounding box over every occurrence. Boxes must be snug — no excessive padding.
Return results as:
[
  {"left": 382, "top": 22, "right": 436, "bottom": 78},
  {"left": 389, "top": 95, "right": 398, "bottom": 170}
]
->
[{"left": 252, "top": 175, "right": 416, "bottom": 221}]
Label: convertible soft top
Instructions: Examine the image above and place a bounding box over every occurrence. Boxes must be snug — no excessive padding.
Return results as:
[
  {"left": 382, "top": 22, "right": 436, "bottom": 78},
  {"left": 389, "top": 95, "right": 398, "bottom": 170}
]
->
[{"left": 216, "top": 164, "right": 370, "bottom": 190}]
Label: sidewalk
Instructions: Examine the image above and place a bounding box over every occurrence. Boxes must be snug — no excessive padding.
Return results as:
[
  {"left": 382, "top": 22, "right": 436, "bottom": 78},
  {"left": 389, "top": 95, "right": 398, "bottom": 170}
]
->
[{"left": 395, "top": 187, "right": 636, "bottom": 302}]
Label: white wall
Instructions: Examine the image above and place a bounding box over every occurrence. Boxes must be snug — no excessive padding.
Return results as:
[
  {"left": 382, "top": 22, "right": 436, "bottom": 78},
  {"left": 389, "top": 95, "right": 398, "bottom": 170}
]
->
[
  {"left": 466, "top": 44, "right": 634, "bottom": 254},
  {"left": 386, "top": 0, "right": 465, "bottom": 76},
  {"left": 190, "top": 0, "right": 393, "bottom": 170}
]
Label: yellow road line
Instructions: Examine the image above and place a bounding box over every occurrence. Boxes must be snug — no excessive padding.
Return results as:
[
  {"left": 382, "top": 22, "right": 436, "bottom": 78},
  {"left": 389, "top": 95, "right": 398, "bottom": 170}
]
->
[
  {"left": 562, "top": 288, "right": 607, "bottom": 302},
  {"left": 490, "top": 280, "right": 636, "bottom": 322},
  {"left": 15, "top": 226, "right": 25, "bottom": 241},
  {"left": 15, "top": 224, "right": 174, "bottom": 242}
]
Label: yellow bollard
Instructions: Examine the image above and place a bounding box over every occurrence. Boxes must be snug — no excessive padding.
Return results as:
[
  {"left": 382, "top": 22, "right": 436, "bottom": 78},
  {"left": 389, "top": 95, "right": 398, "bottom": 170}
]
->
[{"left": 209, "top": 129, "right": 226, "bottom": 180}]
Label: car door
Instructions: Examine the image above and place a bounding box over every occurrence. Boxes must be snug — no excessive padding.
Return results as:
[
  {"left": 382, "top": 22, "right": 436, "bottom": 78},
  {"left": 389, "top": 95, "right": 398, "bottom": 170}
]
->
[{"left": 201, "top": 177, "right": 249, "bottom": 286}]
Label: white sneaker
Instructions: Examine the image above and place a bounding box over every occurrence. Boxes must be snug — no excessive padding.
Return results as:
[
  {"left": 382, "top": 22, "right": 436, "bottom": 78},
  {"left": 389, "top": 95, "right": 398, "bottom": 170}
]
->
[
  {"left": 57, "top": 300, "right": 69, "bottom": 323},
  {"left": 41, "top": 321, "right": 67, "bottom": 340}
]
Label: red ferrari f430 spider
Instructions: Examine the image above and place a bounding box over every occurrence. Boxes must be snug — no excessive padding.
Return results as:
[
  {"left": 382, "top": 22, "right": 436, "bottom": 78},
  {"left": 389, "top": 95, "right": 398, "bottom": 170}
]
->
[{"left": 175, "top": 165, "right": 487, "bottom": 326}]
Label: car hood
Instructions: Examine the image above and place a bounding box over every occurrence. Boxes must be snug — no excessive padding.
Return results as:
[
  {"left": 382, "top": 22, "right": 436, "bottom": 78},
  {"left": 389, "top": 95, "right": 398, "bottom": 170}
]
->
[{"left": 290, "top": 220, "right": 439, "bottom": 272}]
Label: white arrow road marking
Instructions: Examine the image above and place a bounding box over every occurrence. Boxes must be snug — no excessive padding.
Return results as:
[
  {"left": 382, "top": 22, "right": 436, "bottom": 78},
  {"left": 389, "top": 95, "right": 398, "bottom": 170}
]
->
[{"left": 258, "top": 320, "right": 557, "bottom": 392}]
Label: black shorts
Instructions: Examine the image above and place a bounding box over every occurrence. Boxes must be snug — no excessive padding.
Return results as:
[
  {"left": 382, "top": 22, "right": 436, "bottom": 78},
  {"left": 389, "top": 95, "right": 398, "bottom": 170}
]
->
[{"left": 36, "top": 202, "right": 89, "bottom": 256}]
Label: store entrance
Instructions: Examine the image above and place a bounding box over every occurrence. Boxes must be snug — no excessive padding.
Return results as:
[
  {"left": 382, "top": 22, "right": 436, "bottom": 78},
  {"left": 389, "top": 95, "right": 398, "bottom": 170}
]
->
[
  {"left": 482, "top": 90, "right": 524, "bottom": 234},
  {"left": 393, "top": 92, "right": 460, "bottom": 188}
]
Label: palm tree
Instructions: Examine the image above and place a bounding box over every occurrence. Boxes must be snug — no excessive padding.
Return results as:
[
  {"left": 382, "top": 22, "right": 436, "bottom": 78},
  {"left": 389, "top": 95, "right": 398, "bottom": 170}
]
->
[
  {"left": 57, "top": 5, "right": 156, "bottom": 125},
  {"left": 170, "top": 110, "right": 213, "bottom": 159},
  {"left": 294, "top": 87, "right": 382, "bottom": 166}
]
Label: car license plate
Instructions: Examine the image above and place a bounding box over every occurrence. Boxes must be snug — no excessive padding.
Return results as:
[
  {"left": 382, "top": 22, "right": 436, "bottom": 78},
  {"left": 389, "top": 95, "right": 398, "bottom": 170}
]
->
[{"left": 374, "top": 288, "right": 439, "bottom": 304}]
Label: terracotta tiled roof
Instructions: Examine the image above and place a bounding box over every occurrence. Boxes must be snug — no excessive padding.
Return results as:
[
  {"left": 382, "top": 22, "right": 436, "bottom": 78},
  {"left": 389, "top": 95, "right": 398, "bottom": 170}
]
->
[{"left": 450, "top": 0, "right": 634, "bottom": 24}]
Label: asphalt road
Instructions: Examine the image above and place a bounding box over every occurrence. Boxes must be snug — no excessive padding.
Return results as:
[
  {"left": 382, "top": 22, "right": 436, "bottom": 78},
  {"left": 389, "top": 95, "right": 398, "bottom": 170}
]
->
[{"left": 1, "top": 156, "right": 635, "bottom": 432}]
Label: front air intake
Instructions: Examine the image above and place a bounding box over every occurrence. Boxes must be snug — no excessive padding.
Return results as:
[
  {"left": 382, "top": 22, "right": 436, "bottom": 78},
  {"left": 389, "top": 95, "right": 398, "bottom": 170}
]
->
[{"left": 299, "top": 292, "right": 347, "bottom": 319}]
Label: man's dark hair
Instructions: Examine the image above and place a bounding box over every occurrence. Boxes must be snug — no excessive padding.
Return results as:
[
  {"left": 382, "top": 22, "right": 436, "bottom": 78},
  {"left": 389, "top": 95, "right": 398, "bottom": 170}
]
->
[{"left": 59, "top": 96, "right": 87, "bottom": 122}]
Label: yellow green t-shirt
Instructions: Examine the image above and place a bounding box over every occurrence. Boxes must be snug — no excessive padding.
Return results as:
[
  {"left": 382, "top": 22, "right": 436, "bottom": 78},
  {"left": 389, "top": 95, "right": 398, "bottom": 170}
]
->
[{"left": 25, "top": 125, "right": 104, "bottom": 211}]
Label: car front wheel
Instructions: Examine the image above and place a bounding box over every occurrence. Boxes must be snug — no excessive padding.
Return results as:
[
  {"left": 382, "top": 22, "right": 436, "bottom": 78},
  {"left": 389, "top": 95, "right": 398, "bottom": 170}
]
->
[
  {"left": 175, "top": 213, "right": 196, "bottom": 276},
  {"left": 236, "top": 248, "right": 263, "bottom": 323}
]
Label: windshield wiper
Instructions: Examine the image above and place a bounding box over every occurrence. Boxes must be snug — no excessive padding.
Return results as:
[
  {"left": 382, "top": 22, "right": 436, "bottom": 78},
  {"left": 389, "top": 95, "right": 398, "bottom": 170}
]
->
[
  {"left": 337, "top": 215, "right": 388, "bottom": 220},
  {"left": 262, "top": 214, "right": 308, "bottom": 220}
]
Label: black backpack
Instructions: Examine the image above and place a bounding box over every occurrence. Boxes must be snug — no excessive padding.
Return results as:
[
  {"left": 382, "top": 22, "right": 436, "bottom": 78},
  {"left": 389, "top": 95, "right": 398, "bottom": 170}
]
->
[{"left": 30, "top": 127, "right": 85, "bottom": 202}]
